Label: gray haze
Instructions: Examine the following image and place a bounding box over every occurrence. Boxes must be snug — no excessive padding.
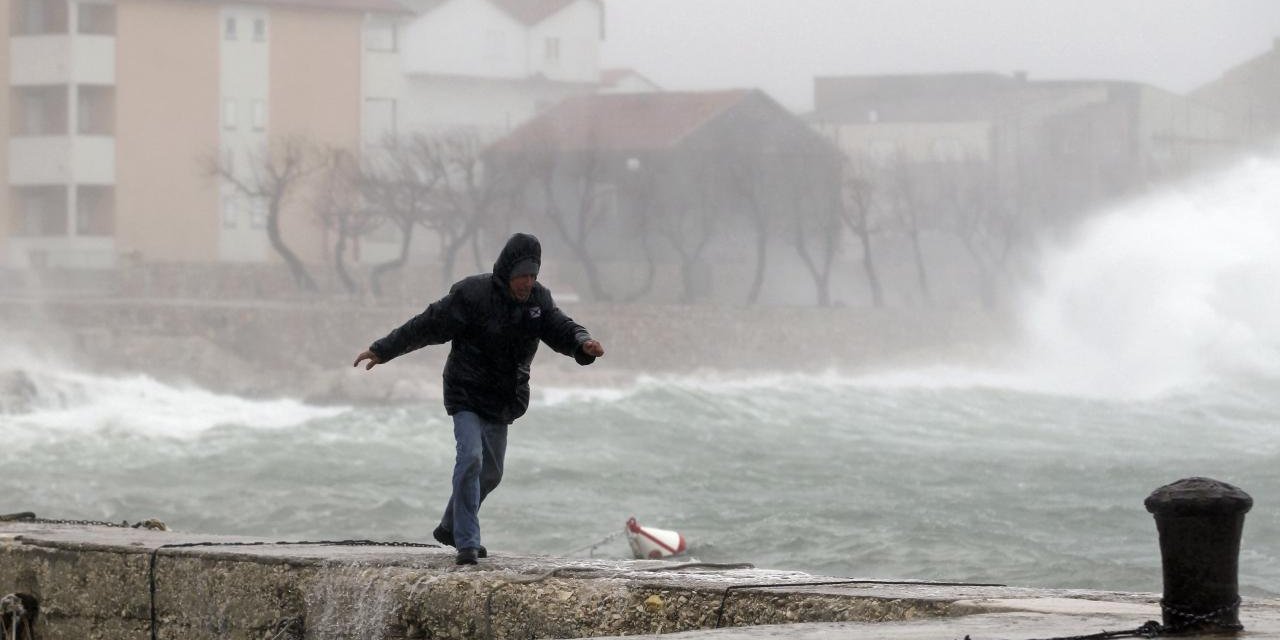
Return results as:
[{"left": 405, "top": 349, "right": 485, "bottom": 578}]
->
[{"left": 602, "top": 0, "right": 1280, "bottom": 110}]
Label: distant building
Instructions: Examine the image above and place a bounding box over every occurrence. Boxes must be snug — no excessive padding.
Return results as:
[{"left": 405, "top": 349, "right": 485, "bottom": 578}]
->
[
  {"left": 395, "top": 0, "right": 605, "bottom": 138},
  {"left": 1, "top": 0, "right": 409, "bottom": 270},
  {"left": 1192, "top": 38, "right": 1280, "bottom": 148},
  {"left": 812, "top": 72, "right": 1231, "bottom": 228},
  {"left": 488, "top": 89, "right": 844, "bottom": 304}
]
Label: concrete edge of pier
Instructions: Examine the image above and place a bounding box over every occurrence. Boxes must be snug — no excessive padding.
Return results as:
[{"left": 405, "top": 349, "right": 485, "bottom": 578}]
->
[{"left": 3, "top": 521, "right": 1279, "bottom": 639}]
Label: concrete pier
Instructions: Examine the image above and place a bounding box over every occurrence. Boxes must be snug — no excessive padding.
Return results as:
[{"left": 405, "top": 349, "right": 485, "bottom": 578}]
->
[{"left": 3, "top": 521, "right": 1280, "bottom": 639}]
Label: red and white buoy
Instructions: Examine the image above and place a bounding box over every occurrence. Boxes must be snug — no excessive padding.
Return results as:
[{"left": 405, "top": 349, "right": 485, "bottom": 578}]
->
[{"left": 625, "top": 516, "right": 688, "bottom": 559}]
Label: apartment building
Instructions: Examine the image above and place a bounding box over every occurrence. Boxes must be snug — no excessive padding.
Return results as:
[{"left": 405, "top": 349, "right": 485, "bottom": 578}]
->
[{"left": 2, "top": 0, "right": 407, "bottom": 269}]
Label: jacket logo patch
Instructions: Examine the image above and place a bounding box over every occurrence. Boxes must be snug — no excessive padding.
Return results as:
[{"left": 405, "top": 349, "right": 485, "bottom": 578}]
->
[{"left": 529, "top": 306, "right": 542, "bottom": 319}]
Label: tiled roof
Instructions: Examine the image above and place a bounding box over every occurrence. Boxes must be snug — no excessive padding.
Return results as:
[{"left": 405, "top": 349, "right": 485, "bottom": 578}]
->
[{"left": 491, "top": 90, "right": 754, "bottom": 152}]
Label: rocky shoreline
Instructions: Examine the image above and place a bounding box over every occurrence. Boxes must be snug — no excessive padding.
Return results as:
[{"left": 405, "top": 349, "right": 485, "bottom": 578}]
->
[{"left": 0, "top": 297, "right": 1014, "bottom": 406}]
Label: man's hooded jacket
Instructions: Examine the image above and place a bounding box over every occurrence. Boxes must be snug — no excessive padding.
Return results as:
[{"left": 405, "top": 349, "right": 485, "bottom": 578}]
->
[{"left": 369, "top": 233, "right": 595, "bottom": 424}]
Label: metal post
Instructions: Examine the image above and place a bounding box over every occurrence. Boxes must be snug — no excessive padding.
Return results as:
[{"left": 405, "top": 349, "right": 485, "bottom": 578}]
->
[{"left": 1144, "top": 477, "right": 1252, "bottom": 634}]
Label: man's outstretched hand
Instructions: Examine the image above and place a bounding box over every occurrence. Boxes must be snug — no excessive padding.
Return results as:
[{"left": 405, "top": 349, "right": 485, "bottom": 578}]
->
[
  {"left": 582, "top": 340, "right": 605, "bottom": 358},
  {"left": 353, "top": 349, "right": 383, "bottom": 370}
]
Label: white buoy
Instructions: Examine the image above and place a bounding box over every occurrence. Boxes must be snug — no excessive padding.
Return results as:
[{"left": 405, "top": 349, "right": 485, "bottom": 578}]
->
[{"left": 625, "top": 516, "right": 687, "bottom": 559}]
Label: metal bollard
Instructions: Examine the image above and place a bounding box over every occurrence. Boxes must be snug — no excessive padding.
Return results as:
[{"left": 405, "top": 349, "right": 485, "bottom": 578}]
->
[{"left": 1144, "top": 477, "right": 1252, "bottom": 634}]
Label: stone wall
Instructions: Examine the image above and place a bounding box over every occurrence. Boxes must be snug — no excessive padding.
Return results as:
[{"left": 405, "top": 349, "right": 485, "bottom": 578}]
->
[{"left": 0, "top": 296, "right": 1010, "bottom": 404}]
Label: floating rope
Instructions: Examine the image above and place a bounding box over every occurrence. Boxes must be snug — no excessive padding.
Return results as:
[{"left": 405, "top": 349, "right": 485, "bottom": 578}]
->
[{"left": 562, "top": 530, "right": 624, "bottom": 557}]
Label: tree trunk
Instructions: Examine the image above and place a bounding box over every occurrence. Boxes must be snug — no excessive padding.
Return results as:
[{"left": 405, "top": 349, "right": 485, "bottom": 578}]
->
[
  {"left": 370, "top": 221, "right": 413, "bottom": 298},
  {"left": 745, "top": 214, "right": 768, "bottom": 305},
  {"left": 266, "top": 198, "right": 317, "bottom": 292},
  {"left": 907, "top": 228, "right": 931, "bottom": 303},
  {"left": 333, "top": 216, "right": 359, "bottom": 295},
  {"left": 857, "top": 229, "right": 884, "bottom": 307}
]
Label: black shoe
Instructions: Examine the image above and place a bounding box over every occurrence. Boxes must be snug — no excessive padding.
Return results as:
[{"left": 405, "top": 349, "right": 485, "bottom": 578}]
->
[
  {"left": 455, "top": 547, "right": 479, "bottom": 565},
  {"left": 434, "top": 526, "right": 487, "bottom": 558},
  {"left": 433, "top": 525, "right": 455, "bottom": 548}
]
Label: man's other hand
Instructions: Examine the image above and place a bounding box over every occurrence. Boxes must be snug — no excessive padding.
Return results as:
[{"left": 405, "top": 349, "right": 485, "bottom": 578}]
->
[
  {"left": 582, "top": 340, "right": 605, "bottom": 358},
  {"left": 353, "top": 349, "right": 383, "bottom": 370}
]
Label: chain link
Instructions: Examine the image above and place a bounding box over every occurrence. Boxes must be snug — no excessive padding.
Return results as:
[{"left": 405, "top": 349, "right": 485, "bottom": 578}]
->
[
  {"left": 1, "top": 514, "right": 130, "bottom": 528},
  {"left": 1161, "top": 597, "right": 1244, "bottom": 633}
]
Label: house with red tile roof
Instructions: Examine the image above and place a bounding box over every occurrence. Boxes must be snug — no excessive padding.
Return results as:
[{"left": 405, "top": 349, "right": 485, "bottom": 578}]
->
[{"left": 488, "top": 89, "right": 845, "bottom": 305}]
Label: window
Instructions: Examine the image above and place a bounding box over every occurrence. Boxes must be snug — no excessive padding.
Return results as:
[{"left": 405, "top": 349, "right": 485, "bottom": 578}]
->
[
  {"left": 252, "top": 18, "right": 266, "bottom": 42},
  {"left": 77, "top": 85, "right": 114, "bottom": 135},
  {"left": 77, "top": 3, "right": 115, "bottom": 35},
  {"left": 13, "top": 86, "right": 68, "bottom": 136},
  {"left": 249, "top": 199, "right": 267, "bottom": 229},
  {"left": 544, "top": 37, "right": 560, "bottom": 64},
  {"left": 224, "top": 16, "right": 237, "bottom": 40},
  {"left": 252, "top": 99, "right": 266, "bottom": 131},
  {"left": 15, "top": 0, "right": 68, "bottom": 34},
  {"left": 364, "top": 17, "right": 396, "bottom": 52},
  {"left": 222, "top": 99, "right": 237, "bottom": 130},
  {"left": 75, "top": 186, "right": 114, "bottom": 236},
  {"left": 14, "top": 187, "right": 68, "bottom": 236},
  {"left": 222, "top": 197, "right": 238, "bottom": 229}
]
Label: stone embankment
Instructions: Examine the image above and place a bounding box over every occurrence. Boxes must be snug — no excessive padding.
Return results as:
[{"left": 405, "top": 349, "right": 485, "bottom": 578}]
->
[
  {"left": 6, "top": 520, "right": 1280, "bottom": 640},
  {"left": 0, "top": 296, "right": 1011, "bottom": 405}
]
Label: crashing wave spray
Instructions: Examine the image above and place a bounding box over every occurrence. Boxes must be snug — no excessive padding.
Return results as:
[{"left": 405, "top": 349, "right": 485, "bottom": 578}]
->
[{"left": 1013, "top": 155, "right": 1280, "bottom": 397}]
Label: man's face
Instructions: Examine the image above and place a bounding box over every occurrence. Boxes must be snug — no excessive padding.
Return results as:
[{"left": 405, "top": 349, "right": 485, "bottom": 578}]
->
[{"left": 509, "top": 273, "right": 536, "bottom": 301}]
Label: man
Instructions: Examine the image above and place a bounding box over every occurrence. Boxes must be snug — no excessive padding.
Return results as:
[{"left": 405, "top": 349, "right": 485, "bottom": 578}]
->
[{"left": 353, "top": 233, "right": 604, "bottom": 565}]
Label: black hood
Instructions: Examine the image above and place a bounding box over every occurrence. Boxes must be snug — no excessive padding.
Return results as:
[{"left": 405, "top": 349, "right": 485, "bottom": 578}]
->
[{"left": 493, "top": 233, "right": 541, "bottom": 282}]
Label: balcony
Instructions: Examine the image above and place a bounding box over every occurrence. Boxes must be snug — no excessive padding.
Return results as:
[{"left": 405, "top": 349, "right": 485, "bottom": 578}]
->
[
  {"left": 10, "top": 34, "right": 115, "bottom": 86},
  {"left": 6, "top": 236, "right": 117, "bottom": 269},
  {"left": 9, "top": 136, "right": 116, "bottom": 185}
]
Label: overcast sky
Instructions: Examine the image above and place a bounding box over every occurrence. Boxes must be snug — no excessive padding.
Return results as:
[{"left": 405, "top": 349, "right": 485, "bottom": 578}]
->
[{"left": 600, "top": 0, "right": 1280, "bottom": 111}]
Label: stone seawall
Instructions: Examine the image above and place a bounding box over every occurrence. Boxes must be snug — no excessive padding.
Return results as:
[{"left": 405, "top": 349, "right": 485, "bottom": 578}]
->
[
  {"left": 10, "top": 521, "right": 1264, "bottom": 640},
  {"left": 0, "top": 297, "right": 1009, "bottom": 404}
]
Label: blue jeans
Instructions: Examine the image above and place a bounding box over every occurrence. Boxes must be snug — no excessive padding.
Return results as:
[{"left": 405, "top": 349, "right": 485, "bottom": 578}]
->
[{"left": 439, "top": 411, "right": 508, "bottom": 551}]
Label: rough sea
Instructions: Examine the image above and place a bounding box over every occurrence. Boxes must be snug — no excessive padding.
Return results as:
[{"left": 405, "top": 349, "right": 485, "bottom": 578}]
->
[{"left": 3, "top": 155, "right": 1279, "bottom": 596}]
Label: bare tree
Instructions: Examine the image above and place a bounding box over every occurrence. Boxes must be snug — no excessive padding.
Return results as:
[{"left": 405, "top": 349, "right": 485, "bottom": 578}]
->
[
  {"left": 938, "top": 158, "right": 1022, "bottom": 309},
  {"left": 725, "top": 152, "right": 774, "bottom": 306},
  {"left": 884, "top": 152, "right": 933, "bottom": 304},
  {"left": 783, "top": 156, "right": 844, "bottom": 304},
  {"left": 839, "top": 154, "right": 885, "bottom": 307},
  {"left": 209, "top": 135, "right": 320, "bottom": 292},
  {"left": 644, "top": 157, "right": 720, "bottom": 303},
  {"left": 526, "top": 145, "right": 614, "bottom": 302},
  {"left": 313, "top": 147, "right": 377, "bottom": 296},
  {"left": 360, "top": 135, "right": 440, "bottom": 297},
  {"left": 419, "top": 129, "right": 529, "bottom": 286}
]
